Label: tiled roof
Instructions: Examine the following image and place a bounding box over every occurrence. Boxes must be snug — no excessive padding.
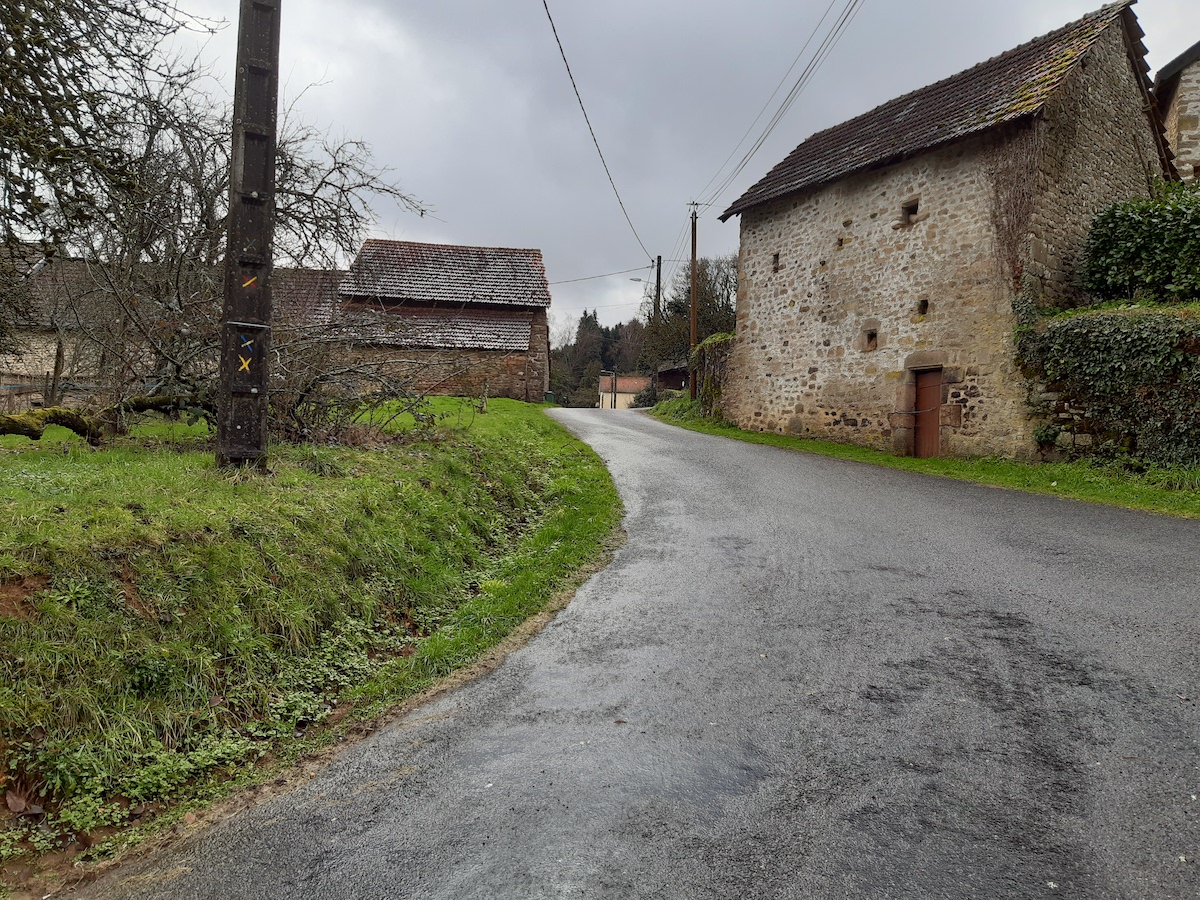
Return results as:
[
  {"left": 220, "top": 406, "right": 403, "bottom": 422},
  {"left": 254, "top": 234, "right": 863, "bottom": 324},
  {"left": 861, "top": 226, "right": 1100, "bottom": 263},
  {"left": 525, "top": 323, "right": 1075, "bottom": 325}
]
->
[
  {"left": 345, "top": 307, "right": 533, "bottom": 352},
  {"left": 339, "top": 240, "right": 552, "bottom": 309},
  {"left": 1155, "top": 39, "right": 1200, "bottom": 93},
  {"left": 722, "top": 2, "right": 1138, "bottom": 221},
  {"left": 273, "top": 268, "right": 345, "bottom": 327},
  {"left": 12, "top": 255, "right": 108, "bottom": 328}
]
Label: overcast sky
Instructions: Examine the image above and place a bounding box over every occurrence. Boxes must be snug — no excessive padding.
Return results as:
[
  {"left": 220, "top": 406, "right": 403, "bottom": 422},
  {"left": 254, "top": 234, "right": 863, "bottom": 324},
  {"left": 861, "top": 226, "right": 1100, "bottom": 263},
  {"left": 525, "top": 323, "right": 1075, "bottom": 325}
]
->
[{"left": 176, "top": 0, "right": 1193, "bottom": 333}]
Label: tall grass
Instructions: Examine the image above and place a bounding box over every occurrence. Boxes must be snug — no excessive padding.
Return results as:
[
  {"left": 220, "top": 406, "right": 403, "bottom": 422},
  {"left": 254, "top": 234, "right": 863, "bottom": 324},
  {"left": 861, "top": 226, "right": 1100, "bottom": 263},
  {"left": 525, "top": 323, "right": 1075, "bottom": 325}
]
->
[{"left": 0, "top": 400, "right": 620, "bottom": 861}]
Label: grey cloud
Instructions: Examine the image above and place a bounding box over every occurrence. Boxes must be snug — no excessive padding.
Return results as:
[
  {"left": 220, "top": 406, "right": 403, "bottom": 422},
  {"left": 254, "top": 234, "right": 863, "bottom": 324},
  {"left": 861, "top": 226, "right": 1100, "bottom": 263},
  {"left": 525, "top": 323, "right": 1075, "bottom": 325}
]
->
[{"left": 185, "top": 0, "right": 1191, "bottom": 325}]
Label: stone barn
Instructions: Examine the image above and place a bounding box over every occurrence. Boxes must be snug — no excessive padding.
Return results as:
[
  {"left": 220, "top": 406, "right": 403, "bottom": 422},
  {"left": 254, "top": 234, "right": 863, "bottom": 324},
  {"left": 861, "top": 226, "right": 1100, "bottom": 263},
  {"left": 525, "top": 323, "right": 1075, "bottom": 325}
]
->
[
  {"left": 1155, "top": 39, "right": 1200, "bottom": 180},
  {"left": 338, "top": 240, "right": 552, "bottom": 402},
  {"left": 719, "top": 1, "right": 1173, "bottom": 459}
]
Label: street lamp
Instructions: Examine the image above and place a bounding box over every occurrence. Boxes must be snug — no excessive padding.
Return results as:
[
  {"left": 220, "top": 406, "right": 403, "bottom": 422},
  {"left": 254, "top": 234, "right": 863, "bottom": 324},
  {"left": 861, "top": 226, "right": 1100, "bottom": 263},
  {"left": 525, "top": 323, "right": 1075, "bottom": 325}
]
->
[{"left": 599, "top": 369, "right": 617, "bottom": 410}]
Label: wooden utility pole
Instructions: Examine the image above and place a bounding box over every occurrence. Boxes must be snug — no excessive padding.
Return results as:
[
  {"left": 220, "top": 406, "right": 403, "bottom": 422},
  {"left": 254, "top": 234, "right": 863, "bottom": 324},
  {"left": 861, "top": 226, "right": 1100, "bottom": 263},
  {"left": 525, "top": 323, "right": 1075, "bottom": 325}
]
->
[
  {"left": 217, "top": 0, "right": 282, "bottom": 467},
  {"left": 689, "top": 206, "right": 698, "bottom": 400},
  {"left": 654, "top": 254, "right": 662, "bottom": 324}
]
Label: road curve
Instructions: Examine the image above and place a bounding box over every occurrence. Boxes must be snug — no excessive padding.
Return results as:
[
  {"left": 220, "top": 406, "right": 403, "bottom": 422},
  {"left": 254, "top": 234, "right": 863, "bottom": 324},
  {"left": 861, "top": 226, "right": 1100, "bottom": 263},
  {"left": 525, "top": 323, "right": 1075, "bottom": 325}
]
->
[{"left": 87, "top": 409, "right": 1199, "bottom": 899}]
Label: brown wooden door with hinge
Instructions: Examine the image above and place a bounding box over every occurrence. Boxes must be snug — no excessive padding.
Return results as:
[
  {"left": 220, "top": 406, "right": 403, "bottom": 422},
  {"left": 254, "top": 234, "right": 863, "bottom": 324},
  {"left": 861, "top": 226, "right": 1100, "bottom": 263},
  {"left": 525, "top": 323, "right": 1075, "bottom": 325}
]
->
[{"left": 914, "top": 369, "right": 942, "bottom": 459}]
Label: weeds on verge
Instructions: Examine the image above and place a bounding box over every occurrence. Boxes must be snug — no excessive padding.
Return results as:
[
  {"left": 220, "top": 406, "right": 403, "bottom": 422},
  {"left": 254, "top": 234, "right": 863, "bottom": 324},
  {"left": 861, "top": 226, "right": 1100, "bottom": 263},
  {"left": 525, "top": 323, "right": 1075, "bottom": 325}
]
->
[{"left": 0, "top": 399, "right": 621, "bottom": 869}]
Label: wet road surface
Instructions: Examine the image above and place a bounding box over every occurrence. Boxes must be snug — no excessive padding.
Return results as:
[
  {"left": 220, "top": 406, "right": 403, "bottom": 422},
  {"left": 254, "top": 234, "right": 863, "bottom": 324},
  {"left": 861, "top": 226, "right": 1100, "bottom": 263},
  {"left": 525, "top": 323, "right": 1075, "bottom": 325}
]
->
[{"left": 89, "top": 410, "right": 1199, "bottom": 899}]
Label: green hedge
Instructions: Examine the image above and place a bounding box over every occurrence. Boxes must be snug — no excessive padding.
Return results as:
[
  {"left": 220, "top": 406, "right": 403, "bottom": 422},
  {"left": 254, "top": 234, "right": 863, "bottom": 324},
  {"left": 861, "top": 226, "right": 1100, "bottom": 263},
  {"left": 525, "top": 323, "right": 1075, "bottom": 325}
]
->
[
  {"left": 1080, "top": 179, "right": 1200, "bottom": 304},
  {"left": 1028, "top": 308, "right": 1200, "bottom": 465}
]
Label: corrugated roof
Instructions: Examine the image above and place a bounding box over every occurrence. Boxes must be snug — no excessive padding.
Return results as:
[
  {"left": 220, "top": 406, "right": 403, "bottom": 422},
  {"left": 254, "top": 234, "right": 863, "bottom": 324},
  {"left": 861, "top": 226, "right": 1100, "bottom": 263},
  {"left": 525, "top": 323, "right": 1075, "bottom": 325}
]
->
[
  {"left": 345, "top": 307, "right": 533, "bottom": 352},
  {"left": 339, "top": 240, "right": 552, "bottom": 309},
  {"left": 722, "top": 2, "right": 1138, "bottom": 221}
]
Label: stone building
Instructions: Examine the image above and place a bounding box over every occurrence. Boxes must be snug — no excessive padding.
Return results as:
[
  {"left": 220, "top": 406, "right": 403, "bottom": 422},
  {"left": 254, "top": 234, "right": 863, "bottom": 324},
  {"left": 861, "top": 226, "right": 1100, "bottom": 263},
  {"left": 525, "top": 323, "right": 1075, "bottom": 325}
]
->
[
  {"left": 1155, "top": 40, "right": 1200, "bottom": 180},
  {"left": 719, "top": 1, "right": 1173, "bottom": 458},
  {"left": 338, "top": 240, "right": 552, "bottom": 402}
]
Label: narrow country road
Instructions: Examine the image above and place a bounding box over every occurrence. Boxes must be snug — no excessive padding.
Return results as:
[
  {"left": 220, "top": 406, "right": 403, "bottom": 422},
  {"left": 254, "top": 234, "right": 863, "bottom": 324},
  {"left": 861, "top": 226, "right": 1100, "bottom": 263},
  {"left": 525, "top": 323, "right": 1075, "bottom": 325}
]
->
[{"left": 87, "top": 410, "right": 1199, "bottom": 900}]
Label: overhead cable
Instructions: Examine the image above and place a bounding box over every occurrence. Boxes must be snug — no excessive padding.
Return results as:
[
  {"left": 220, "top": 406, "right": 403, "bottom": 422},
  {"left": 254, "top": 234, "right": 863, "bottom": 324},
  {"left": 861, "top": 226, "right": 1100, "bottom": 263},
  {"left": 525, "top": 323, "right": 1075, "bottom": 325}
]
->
[
  {"left": 549, "top": 265, "right": 652, "bottom": 286},
  {"left": 693, "top": 0, "right": 841, "bottom": 205},
  {"left": 541, "top": 0, "right": 653, "bottom": 262},
  {"left": 699, "top": 0, "right": 867, "bottom": 210}
]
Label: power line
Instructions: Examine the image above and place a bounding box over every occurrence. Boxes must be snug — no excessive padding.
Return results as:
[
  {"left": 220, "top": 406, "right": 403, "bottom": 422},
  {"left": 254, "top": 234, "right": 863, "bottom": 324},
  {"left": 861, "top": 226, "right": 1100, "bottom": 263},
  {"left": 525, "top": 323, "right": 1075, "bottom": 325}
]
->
[
  {"left": 705, "top": 0, "right": 866, "bottom": 207},
  {"left": 541, "top": 0, "right": 652, "bottom": 262},
  {"left": 549, "top": 265, "right": 651, "bottom": 285},
  {"left": 699, "top": 0, "right": 867, "bottom": 210},
  {"left": 694, "top": 0, "right": 840, "bottom": 205}
]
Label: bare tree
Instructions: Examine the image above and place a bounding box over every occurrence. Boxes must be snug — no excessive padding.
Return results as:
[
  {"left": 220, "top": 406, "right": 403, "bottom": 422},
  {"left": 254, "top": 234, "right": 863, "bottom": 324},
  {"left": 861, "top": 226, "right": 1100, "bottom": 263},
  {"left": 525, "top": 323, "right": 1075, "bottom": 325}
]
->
[
  {"left": 0, "top": 1, "right": 213, "bottom": 245},
  {"left": 640, "top": 254, "right": 737, "bottom": 370},
  {"left": 2, "top": 62, "right": 430, "bottom": 442}
]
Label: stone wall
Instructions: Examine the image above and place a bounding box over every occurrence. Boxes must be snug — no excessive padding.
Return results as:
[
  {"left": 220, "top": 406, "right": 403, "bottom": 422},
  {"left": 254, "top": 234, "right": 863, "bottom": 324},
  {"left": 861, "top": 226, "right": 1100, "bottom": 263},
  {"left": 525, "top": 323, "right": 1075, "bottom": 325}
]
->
[
  {"left": 528, "top": 308, "right": 551, "bottom": 396},
  {"left": 405, "top": 347, "right": 546, "bottom": 401},
  {"left": 724, "top": 22, "right": 1164, "bottom": 459},
  {"left": 724, "top": 131, "right": 1035, "bottom": 459},
  {"left": 356, "top": 308, "right": 550, "bottom": 402},
  {"left": 1027, "top": 23, "right": 1164, "bottom": 309},
  {"left": 1163, "top": 60, "right": 1200, "bottom": 181}
]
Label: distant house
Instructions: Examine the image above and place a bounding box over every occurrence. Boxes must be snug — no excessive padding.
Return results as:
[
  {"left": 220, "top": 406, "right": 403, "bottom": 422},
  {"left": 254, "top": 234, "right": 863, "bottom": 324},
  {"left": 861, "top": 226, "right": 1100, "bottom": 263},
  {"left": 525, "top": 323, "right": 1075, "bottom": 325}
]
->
[
  {"left": 0, "top": 259, "right": 342, "bottom": 410},
  {"left": 338, "top": 240, "right": 552, "bottom": 402},
  {"left": 598, "top": 375, "right": 651, "bottom": 410},
  {"left": 655, "top": 362, "right": 689, "bottom": 393},
  {"left": 1, "top": 253, "right": 113, "bottom": 409},
  {"left": 719, "top": 2, "right": 1173, "bottom": 459},
  {"left": 1155, "top": 39, "right": 1200, "bottom": 180}
]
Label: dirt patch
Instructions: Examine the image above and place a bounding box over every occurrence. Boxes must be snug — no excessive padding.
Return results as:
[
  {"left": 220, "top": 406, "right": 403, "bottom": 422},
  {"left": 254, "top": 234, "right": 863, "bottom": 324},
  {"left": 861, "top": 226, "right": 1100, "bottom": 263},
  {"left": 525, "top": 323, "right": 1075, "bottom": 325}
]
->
[
  {"left": 117, "top": 560, "right": 153, "bottom": 619},
  {"left": 9, "top": 527, "right": 627, "bottom": 900},
  {"left": 0, "top": 575, "right": 49, "bottom": 620}
]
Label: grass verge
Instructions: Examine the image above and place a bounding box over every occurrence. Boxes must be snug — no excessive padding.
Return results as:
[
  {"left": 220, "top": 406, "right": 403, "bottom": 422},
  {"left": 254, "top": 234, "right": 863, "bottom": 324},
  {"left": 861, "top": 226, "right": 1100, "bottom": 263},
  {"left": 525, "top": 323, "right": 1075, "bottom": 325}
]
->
[
  {"left": 0, "top": 399, "right": 621, "bottom": 885},
  {"left": 650, "top": 396, "right": 1200, "bottom": 518}
]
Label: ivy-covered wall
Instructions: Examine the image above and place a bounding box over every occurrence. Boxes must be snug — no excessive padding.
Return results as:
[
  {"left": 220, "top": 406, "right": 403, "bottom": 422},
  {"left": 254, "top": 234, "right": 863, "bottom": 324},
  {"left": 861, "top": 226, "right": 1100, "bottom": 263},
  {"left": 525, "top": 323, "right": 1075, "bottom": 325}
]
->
[
  {"left": 1020, "top": 180, "right": 1200, "bottom": 466},
  {"left": 1023, "top": 308, "right": 1200, "bottom": 465},
  {"left": 691, "top": 332, "right": 734, "bottom": 419}
]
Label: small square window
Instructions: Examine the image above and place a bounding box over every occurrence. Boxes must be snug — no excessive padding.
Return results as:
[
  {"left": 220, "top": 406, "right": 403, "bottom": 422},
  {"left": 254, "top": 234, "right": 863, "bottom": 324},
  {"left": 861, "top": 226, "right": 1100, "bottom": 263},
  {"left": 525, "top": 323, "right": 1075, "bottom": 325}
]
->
[
  {"left": 865, "top": 329, "right": 878, "bottom": 352},
  {"left": 902, "top": 199, "right": 920, "bottom": 224}
]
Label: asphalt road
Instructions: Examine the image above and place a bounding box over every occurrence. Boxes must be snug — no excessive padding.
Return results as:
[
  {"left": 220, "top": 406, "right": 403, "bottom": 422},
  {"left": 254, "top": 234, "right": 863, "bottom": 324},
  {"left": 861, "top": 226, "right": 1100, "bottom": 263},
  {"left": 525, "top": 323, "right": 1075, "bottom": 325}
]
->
[{"left": 87, "top": 410, "right": 1199, "bottom": 899}]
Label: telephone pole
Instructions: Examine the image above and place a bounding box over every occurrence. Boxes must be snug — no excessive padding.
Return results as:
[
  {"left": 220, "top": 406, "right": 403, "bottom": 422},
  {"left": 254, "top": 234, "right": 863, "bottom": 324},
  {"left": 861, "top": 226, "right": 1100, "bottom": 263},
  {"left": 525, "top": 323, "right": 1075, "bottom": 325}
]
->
[
  {"left": 689, "top": 205, "right": 699, "bottom": 401},
  {"left": 217, "top": 0, "right": 282, "bottom": 467},
  {"left": 654, "top": 254, "right": 662, "bottom": 324}
]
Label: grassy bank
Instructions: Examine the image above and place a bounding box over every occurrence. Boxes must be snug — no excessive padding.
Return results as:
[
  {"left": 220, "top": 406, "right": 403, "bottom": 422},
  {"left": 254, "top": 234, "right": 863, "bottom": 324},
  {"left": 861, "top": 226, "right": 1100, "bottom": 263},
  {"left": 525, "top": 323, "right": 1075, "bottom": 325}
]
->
[
  {"left": 0, "top": 400, "right": 620, "bottom": 872},
  {"left": 651, "top": 396, "right": 1200, "bottom": 518}
]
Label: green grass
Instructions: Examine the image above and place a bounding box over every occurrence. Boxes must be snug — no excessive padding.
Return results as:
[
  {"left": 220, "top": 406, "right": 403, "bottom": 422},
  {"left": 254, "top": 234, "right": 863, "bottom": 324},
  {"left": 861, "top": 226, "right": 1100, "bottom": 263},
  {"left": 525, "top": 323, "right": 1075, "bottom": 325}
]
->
[
  {"left": 0, "top": 399, "right": 621, "bottom": 868},
  {"left": 650, "top": 396, "right": 1200, "bottom": 518}
]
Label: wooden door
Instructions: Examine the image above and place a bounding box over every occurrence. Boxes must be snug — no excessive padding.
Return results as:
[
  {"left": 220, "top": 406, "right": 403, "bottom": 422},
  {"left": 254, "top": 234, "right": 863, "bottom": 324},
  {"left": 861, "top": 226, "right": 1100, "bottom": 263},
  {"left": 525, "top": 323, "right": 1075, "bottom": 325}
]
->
[{"left": 914, "top": 369, "right": 942, "bottom": 459}]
